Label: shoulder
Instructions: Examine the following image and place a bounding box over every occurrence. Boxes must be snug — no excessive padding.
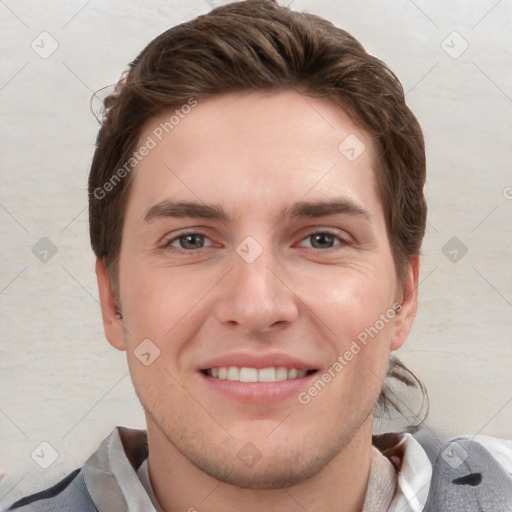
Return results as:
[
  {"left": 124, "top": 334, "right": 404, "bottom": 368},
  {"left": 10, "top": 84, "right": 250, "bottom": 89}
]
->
[
  {"left": 420, "top": 433, "right": 512, "bottom": 512},
  {"left": 5, "top": 468, "right": 97, "bottom": 512},
  {"left": 5, "top": 426, "right": 146, "bottom": 512}
]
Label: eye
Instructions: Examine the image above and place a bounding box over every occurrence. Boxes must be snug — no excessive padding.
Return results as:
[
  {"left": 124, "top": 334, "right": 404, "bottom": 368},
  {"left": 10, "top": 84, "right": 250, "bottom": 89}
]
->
[
  {"left": 163, "top": 232, "right": 213, "bottom": 251},
  {"left": 298, "top": 231, "right": 348, "bottom": 250},
  {"left": 161, "top": 230, "right": 349, "bottom": 253}
]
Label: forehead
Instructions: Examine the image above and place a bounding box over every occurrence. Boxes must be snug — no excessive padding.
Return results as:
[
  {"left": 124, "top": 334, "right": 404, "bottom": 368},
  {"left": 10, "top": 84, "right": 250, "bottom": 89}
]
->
[{"left": 126, "top": 89, "right": 382, "bottom": 223}]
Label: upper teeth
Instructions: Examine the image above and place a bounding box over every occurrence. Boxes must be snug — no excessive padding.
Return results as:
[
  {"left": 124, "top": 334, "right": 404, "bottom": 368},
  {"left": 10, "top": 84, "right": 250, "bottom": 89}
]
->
[{"left": 208, "top": 367, "right": 308, "bottom": 382}]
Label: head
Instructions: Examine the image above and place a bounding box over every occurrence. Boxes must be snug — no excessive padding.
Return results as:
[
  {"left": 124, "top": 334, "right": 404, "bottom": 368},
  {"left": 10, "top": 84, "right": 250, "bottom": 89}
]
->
[{"left": 89, "top": 0, "right": 427, "bottom": 488}]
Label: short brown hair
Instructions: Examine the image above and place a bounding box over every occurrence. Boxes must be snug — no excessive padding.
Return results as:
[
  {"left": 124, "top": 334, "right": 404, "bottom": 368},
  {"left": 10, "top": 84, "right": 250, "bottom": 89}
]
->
[{"left": 88, "top": 0, "right": 428, "bottom": 424}]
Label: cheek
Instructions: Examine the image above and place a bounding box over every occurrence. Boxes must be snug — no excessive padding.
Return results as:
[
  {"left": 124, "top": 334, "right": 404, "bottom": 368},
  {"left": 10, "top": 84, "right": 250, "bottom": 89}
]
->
[
  {"left": 118, "top": 264, "right": 215, "bottom": 374},
  {"left": 120, "top": 263, "right": 202, "bottom": 327},
  {"left": 302, "top": 319, "right": 393, "bottom": 419},
  {"left": 305, "top": 266, "right": 396, "bottom": 343},
  {"left": 300, "top": 266, "right": 396, "bottom": 401}
]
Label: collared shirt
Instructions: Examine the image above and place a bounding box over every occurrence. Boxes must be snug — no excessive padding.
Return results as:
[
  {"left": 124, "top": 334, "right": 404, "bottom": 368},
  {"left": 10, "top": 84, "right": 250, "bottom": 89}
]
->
[{"left": 8, "top": 426, "right": 512, "bottom": 511}]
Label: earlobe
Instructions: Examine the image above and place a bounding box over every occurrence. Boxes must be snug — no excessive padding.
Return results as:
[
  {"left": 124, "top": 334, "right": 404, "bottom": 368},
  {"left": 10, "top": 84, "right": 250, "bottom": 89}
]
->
[
  {"left": 95, "top": 258, "right": 127, "bottom": 351},
  {"left": 390, "top": 255, "right": 420, "bottom": 351}
]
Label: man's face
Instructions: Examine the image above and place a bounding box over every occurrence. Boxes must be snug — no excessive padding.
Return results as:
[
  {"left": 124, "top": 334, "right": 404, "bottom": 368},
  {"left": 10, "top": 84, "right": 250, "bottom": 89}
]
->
[{"left": 98, "top": 89, "right": 417, "bottom": 488}]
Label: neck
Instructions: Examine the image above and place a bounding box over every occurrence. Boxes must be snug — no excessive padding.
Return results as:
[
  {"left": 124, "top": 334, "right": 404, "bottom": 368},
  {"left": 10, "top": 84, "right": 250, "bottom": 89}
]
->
[{"left": 146, "top": 416, "right": 374, "bottom": 512}]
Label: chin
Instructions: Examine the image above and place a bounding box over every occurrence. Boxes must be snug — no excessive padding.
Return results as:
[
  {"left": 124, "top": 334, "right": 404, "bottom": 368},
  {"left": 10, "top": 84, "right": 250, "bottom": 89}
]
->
[
  {"left": 182, "top": 443, "right": 339, "bottom": 489},
  {"left": 154, "top": 415, "right": 353, "bottom": 490}
]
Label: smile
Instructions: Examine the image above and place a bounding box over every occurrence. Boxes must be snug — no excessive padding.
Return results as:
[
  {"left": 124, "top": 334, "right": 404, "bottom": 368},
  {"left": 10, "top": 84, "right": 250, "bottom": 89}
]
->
[{"left": 205, "top": 366, "right": 314, "bottom": 382}]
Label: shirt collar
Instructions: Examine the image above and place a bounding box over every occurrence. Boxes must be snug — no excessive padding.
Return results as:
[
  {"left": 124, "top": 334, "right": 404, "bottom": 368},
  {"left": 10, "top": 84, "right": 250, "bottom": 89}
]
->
[
  {"left": 373, "top": 432, "right": 433, "bottom": 511},
  {"left": 82, "top": 427, "right": 432, "bottom": 512}
]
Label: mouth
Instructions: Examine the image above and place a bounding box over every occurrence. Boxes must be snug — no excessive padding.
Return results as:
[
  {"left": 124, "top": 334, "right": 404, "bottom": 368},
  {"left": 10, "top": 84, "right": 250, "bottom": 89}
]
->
[
  {"left": 202, "top": 366, "right": 317, "bottom": 382},
  {"left": 198, "top": 356, "right": 320, "bottom": 404}
]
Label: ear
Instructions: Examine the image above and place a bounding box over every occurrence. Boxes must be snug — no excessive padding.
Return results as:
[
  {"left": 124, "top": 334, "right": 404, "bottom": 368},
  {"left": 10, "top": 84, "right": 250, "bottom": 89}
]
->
[
  {"left": 95, "top": 258, "right": 127, "bottom": 351},
  {"left": 390, "top": 254, "right": 420, "bottom": 351}
]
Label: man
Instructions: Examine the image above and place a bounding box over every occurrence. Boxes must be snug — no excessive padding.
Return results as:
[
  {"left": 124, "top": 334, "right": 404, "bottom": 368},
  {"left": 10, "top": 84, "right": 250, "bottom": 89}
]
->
[{"left": 8, "top": 1, "right": 512, "bottom": 510}]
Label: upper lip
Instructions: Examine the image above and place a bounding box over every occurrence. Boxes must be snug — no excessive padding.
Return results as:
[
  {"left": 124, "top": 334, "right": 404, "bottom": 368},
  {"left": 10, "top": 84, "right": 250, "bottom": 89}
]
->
[{"left": 199, "top": 352, "right": 318, "bottom": 371}]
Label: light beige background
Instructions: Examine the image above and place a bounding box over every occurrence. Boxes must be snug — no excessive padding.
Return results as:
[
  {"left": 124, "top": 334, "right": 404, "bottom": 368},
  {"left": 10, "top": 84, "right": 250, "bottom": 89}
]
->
[{"left": 1, "top": 0, "right": 511, "bottom": 507}]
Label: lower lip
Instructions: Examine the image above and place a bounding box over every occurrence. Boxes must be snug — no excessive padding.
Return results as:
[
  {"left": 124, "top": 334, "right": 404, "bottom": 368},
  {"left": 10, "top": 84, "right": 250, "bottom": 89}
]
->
[{"left": 198, "top": 371, "right": 319, "bottom": 404}]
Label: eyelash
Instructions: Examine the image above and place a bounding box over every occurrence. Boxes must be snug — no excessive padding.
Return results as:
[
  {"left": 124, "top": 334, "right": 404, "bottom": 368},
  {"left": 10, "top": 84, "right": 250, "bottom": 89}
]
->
[{"left": 161, "top": 230, "right": 350, "bottom": 254}]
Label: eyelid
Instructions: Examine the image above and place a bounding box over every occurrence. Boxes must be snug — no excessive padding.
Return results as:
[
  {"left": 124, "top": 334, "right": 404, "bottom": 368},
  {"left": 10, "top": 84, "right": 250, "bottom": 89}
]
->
[
  {"left": 160, "top": 227, "right": 353, "bottom": 252},
  {"left": 296, "top": 229, "right": 352, "bottom": 248},
  {"left": 160, "top": 228, "right": 216, "bottom": 249}
]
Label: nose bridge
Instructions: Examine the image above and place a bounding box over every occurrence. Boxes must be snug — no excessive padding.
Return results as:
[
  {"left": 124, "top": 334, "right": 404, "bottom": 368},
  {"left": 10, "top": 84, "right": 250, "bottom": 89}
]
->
[
  {"left": 237, "top": 241, "right": 279, "bottom": 298},
  {"left": 214, "top": 237, "right": 298, "bottom": 332}
]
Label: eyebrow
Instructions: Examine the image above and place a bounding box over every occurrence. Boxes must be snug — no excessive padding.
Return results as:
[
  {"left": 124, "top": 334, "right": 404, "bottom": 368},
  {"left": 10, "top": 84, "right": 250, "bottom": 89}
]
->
[{"left": 143, "top": 198, "right": 372, "bottom": 223}]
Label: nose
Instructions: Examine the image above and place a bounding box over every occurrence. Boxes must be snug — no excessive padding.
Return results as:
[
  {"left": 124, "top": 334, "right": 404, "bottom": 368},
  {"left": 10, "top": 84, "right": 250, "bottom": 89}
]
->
[{"left": 213, "top": 243, "right": 299, "bottom": 335}]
